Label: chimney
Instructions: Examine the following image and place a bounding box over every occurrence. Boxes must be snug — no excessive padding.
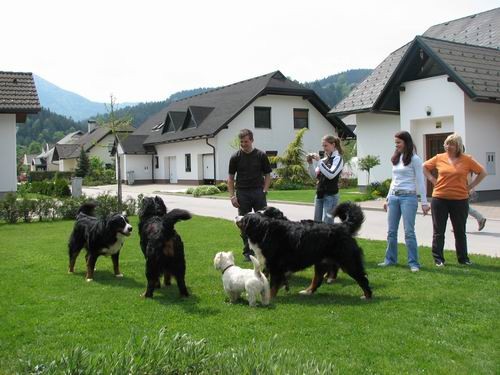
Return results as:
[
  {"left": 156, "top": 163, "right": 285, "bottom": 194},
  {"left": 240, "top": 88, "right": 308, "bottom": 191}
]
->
[{"left": 88, "top": 120, "right": 97, "bottom": 133}]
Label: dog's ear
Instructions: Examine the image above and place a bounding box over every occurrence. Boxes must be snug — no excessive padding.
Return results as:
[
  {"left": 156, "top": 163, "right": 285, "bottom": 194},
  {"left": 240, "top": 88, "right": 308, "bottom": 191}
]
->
[
  {"left": 213, "top": 253, "right": 221, "bottom": 269},
  {"left": 228, "top": 251, "right": 235, "bottom": 263}
]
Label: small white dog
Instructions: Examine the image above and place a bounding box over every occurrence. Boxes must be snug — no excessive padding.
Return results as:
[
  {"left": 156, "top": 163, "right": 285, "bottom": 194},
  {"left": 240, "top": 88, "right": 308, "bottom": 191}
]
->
[{"left": 213, "top": 251, "right": 270, "bottom": 307}]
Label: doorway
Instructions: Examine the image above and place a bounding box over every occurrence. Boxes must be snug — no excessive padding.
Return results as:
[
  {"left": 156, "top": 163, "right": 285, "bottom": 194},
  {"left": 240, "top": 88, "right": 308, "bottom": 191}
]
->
[
  {"left": 168, "top": 156, "right": 177, "bottom": 183},
  {"left": 425, "top": 133, "right": 452, "bottom": 196},
  {"left": 202, "top": 154, "right": 214, "bottom": 184}
]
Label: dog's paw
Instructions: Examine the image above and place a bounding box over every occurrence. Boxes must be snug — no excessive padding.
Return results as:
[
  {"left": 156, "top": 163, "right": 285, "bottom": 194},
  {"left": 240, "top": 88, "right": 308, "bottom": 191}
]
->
[
  {"left": 298, "top": 289, "right": 313, "bottom": 295},
  {"left": 86, "top": 278, "right": 93, "bottom": 282},
  {"left": 115, "top": 273, "right": 124, "bottom": 278}
]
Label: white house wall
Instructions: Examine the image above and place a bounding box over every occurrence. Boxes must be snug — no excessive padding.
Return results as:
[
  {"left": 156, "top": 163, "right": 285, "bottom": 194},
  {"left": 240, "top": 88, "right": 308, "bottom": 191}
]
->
[
  {"left": 88, "top": 134, "right": 115, "bottom": 166},
  {"left": 400, "top": 75, "right": 466, "bottom": 157},
  {"left": 0, "top": 114, "right": 17, "bottom": 194},
  {"left": 355, "top": 112, "right": 400, "bottom": 186},
  {"left": 214, "top": 94, "right": 339, "bottom": 182},
  {"left": 464, "top": 98, "right": 500, "bottom": 192}
]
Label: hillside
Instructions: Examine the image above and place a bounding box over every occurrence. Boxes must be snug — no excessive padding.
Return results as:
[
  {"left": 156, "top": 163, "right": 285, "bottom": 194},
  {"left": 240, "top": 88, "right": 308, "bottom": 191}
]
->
[{"left": 34, "top": 75, "right": 135, "bottom": 121}]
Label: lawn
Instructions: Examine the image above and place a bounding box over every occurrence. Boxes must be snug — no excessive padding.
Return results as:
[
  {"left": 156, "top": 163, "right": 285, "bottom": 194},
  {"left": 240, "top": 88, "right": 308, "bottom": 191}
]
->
[
  {"left": 0, "top": 216, "right": 498, "bottom": 374},
  {"left": 213, "top": 188, "right": 371, "bottom": 204}
]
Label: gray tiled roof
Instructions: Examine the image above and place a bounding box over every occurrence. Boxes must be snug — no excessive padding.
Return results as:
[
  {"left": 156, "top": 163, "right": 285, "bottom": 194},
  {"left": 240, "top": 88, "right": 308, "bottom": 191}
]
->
[
  {"left": 420, "top": 37, "right": 500, "bottom": 99},
  {"left": 329, "top": 7, "right": 500, "bottom": 115},
  {"left": 424, "top": 8, "right": 500, "bottom": 48},
  {"left": 329, "top": 44, "right": 410, "bottom": 115},
  {"left": 54, "top": 125, "right": 134, "bottom": 160},
  {"left": 117, "top": 134, "right": 154, "bottom": 154},
  {"left": 0, "top": 71, "right": 40, "bottom": 113},
  {"left": 137, "top": 71, "right": 353, "bottom": 145}
]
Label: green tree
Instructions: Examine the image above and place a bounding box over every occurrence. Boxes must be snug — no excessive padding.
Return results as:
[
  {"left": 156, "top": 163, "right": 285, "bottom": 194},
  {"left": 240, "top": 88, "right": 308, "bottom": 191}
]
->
[
  {"left": 272, "top": 128, "right": 313, "bottom": 186},
  {"left": 358, "top": 154, "right": 380, "bottom": 185},
  {"left": 28, "top": 141, "right": 42, "bottom": 154},
  {"left": 100, "top": 94, "right": 133, "bottom": 210},
  {"left": 75, "top": 147, "right": 90, "bottom": 178}
]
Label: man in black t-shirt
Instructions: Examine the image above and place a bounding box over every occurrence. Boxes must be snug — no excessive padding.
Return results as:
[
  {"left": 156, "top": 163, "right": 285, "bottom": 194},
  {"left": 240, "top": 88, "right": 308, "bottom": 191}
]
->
[{"left": 228, "top": 128, "right": 272, "bottom": 261}]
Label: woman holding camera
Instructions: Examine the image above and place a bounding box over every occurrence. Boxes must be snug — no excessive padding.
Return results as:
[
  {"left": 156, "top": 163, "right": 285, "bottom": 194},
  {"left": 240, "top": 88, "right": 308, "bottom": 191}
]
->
[{"left": 307, "top": 134, "right": 344, "bottom": 224}]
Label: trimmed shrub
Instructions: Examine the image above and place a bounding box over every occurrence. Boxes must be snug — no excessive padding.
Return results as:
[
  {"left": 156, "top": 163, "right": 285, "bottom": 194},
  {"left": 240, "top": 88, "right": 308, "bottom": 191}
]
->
[
  {"left": 58, "top": 196, "right": 88, "bottom": 220},
  {"left": 33, "top": 196, "right": 55, "bottom": 222},
  {"left": 272, "top": 178, "right": 311, "bottom": 191},
  {"left": 192, "top": 185, "right": 221, "bottom": 197},
  {"left": 28, "top": 171, "right": 73, "bottom": 182},
  {"left": 216, "top": 182, "right": 228, "bottom": 192},
  {"left": 0, "top": 193, "right": 19, "bottom": 224},
  {"left": 17, "top": 197, "right": 37, "bottom": 223}
]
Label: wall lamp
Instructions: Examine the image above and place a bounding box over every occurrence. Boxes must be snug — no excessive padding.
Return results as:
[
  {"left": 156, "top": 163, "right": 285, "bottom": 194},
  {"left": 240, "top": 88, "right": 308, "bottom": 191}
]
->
[{"left": 425, "top": 106, "right": 432, "bottom": 116}]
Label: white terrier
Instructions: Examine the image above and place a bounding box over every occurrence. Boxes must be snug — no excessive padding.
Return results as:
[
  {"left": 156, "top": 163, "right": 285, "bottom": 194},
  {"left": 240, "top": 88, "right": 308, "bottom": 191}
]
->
[{"left": 213, "top": 251, "right": 270, "bottom": 307}]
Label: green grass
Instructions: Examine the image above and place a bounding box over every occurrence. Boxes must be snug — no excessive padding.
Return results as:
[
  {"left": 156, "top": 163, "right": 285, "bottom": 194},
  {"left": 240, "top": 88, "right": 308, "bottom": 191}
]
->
[
  {"left": 212, "top": 188, "right": 371, "bottom": 204},
  {"left": 0, "top": 217, "right": 498, "bottom": 374}
]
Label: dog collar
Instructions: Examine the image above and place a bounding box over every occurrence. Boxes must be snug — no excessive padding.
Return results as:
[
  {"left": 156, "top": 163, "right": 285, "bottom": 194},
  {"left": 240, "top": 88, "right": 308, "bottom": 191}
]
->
[{"left": 222, "top": 265, "right": 234, "bottom": 274}]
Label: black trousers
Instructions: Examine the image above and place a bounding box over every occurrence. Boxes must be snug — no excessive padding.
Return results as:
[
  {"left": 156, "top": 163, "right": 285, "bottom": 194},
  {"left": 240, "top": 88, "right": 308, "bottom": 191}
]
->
[
  {"left": 431, "top": 197, "right": 470, "bottom": 264},
  {"left": 237, "top": 188, "right": 267, "bottom": 255}
]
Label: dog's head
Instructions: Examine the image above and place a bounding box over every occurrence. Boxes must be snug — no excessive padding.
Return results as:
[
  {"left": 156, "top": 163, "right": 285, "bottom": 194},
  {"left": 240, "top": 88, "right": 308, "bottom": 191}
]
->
[
  {"left": 107, "top": 214, "right": 133, "bottom": 236},
  {"left": 139, "top": 196, "right": 167, "bottom": 220},
  {"left": 235, "top": 212, "right": 270, "bottom": 241},
  {"left": 259, "top": 206, "right": 288, "bottom": 221},
  {"left": 213, "top": 251, "right": 235, "bottom": 271}
]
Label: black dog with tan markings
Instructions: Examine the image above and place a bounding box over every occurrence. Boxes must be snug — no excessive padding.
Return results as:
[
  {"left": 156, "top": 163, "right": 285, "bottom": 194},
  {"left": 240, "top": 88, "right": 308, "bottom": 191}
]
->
[
  {"left": 138, "top": 196, "right": 192, "bottom": 298},
  {"left": 68, "top": 202, "right": 133, "bottom": 281},
  {"left": 236, "top": 202, "right": 372, "bottom": 300}
]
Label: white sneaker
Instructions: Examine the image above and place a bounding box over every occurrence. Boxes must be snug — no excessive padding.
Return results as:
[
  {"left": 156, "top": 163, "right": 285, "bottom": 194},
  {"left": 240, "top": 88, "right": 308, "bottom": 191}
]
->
[{"left": 410, "top": 267, "right": 419, "bottom": 272}]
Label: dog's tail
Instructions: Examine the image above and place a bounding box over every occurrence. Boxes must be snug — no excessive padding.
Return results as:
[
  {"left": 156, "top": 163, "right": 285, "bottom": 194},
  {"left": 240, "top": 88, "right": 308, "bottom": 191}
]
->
[
  {"left": 249, "top": 255, "right": 264, "bottom": 278},
  {"left": 332, "top": 202, "right": 365, "bottom": 235},
  {"left": 164, "top": 209, "right": 192, "bottom": 225},
  {"left": 77, "top": 202, "right": 96, "bottom": 217}
]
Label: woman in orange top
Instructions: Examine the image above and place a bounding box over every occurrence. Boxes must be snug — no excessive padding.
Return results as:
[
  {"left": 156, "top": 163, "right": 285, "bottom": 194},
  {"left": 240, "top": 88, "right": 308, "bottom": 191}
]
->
[{"left": 423, "top": 133, "right": 487, "bottom": 266}]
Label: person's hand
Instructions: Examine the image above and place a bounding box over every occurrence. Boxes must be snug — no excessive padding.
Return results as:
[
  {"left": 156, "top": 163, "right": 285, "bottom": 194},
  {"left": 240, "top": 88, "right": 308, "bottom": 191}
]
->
[
  {"left": 383, "top": 201, "right": 388, "bottom": 212},
  {"left": 312, "top": 153, "right": 320, "bottom": 161},
  {"left": 306, "top": 154, "right": 313, "bottom": 164},
  {"left": 422, "top": 204, "right": 430, "bottom": 216},
  {"left": 230, "top": 195, "right": 240, "bottom": 208}
]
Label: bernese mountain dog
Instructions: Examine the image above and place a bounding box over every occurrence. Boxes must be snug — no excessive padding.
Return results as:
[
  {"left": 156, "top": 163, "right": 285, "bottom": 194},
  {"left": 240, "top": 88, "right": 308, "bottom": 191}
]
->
[
  {"left": 236, "top": 202, "right": 372, "bottom": 300},
  {"left": 68, "top": 202, "right": 133, "bottom": 281},
  {"left": 138, "top": 196, "right": 192, "bottom": 298}
]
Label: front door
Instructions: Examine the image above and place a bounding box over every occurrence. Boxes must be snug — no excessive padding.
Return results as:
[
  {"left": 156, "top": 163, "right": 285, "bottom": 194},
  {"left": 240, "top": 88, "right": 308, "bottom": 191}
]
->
[
  {"left": 425, "top": 133, "right": 452, "bottom": 196},
  {"left": 202, "top": 154, "right": 214, "bottom": 184},
  {"left": 169, "top": 156, "right": 177, "bottom": 183}
]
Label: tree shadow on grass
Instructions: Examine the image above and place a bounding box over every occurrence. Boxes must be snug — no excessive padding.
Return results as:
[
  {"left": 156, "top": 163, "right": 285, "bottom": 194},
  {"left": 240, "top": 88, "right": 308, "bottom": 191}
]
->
[{"left": 273, "top": 290, "right": 394, "bottom": 307}]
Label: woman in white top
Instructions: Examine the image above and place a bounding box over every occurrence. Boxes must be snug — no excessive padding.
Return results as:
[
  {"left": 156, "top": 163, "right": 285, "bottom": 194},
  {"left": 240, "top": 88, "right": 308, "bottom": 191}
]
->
[
  {"left": 306, "top": 135, "right": 344, "bottom": 224},
  {"left": 378, "top": 131, "right": 430, "bottom": 272}
]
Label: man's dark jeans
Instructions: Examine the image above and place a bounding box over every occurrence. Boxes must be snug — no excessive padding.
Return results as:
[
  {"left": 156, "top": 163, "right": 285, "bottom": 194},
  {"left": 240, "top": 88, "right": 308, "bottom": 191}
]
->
[
  {"left": 431, "top": 197, "right": 469, "bottom": 264},
  {"left": 237, "top": 188, "right": 267, "bottom": 257}
]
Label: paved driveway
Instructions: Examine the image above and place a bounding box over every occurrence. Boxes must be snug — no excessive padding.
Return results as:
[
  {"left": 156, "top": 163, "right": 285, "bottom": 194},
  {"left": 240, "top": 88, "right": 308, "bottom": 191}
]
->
[{"left": 83, "top": 184, "right": 499, "bottom": 258}]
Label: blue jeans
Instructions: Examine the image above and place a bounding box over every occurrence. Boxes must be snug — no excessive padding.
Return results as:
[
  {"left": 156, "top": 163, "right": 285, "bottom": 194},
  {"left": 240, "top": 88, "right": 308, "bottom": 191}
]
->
[
  {"left": 383, "top": 194, "right": 419, "bottom": 268},
  {"left": 314, "top": 193, "right": 339, "bottom": 224}
]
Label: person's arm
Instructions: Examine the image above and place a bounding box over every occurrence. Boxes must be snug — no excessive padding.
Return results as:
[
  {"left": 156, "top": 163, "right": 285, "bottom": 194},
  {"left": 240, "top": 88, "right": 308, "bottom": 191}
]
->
[
  {"left": 423, "top": 168, "right": 437, "bottom": 186},
  {"left": 318, "top": 155, "right": 344, "bottom": 180},
  {"left": 227, "top": 174, "right": 239, "bottom": 208},
  {"left": 263, "top": 173, "right": 271, "bottom": 193},
  {"left": 468, "top": 170, "right": 487, "bottom": 192},
  {"left": 412, "top": 156, "right": 430, "bottom": 215}
]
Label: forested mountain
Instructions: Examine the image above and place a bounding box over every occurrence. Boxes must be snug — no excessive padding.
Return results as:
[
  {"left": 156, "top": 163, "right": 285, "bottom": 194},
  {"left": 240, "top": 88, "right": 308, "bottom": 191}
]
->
[
  {"left": 34, "top": 75, "right": 135, "bottom": 121},
  {"left": 19, "top": 69, "right": 372, "bottom": 150},
  {"left": 302, "top": 69, "right": 372, "bottom": 108}
]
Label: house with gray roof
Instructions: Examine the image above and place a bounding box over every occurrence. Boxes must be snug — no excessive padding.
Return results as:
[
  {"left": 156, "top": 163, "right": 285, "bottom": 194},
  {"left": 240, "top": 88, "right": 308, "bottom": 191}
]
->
[
  {"left": 0, "top": 71, "right": 40, "bottom": 196},
  {"left": 53, "top": 121, "right": 134, "bottom": 172},
  {"left": 329, "top": 7, "right": 500, "bottom": 201},
  {"left": 118, "top": 71, "right": 353, "bottom": 184}
]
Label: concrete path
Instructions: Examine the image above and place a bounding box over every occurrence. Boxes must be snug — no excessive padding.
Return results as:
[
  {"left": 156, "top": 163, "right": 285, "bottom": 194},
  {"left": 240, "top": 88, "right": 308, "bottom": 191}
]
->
[{"left": 83, "top": 184, "right": 500, "bottom": 259}]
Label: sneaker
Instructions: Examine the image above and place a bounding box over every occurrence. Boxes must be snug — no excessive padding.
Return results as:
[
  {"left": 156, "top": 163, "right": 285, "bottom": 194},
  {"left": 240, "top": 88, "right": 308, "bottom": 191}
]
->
[
  {"left": 478, "top": 218, "right": 486, "bottom": 231},
  {"left": 435, "top": 261, "right": 445, "bottom": 267},
  {"left": 410, "top": 267, "right": 420, "bottom": 272},
  {"left": 377, "top": 262, "right": 393, "bottom": 267},
  {"left": 460, "top": 260, "right": 473, "bottom": 266}
]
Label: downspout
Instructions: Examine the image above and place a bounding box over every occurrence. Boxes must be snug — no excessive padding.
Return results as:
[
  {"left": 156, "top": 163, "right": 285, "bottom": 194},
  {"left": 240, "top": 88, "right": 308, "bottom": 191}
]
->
[
  {"left": 205, "top": 138, "right": 216, "bottom": 184},
  {"left": 151, "top": 154, "right": 155, "bottom": 183}
]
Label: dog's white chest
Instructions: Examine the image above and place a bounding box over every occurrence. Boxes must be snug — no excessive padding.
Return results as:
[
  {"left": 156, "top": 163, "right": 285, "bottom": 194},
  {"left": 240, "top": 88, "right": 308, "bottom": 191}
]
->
[{"left": 101, "top": 234, "right": 125, "bottom": 255}]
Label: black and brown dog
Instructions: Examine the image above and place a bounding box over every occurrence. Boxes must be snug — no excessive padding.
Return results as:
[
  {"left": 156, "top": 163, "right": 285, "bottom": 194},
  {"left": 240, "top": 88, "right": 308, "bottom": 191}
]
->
[
  {"left": 236, "top": 202, "right": 372, "bottom": 300},
  {"left": 68, "top": 202, "right": 133, "bottom": 281},
  {"left": 138, "top": 196, "right": 191, "bottom": 298}
]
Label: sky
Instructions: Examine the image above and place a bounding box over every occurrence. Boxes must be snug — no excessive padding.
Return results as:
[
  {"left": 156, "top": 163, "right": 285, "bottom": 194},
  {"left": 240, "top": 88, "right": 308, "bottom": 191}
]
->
[{"left": 2, "top": 0, "right": 498, "bottom": 104}]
